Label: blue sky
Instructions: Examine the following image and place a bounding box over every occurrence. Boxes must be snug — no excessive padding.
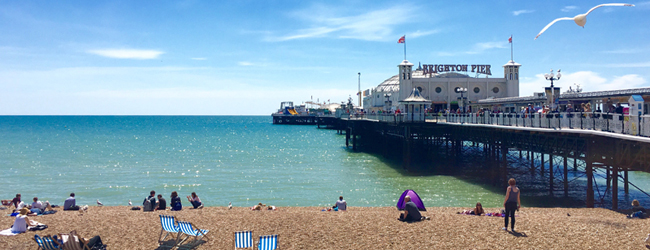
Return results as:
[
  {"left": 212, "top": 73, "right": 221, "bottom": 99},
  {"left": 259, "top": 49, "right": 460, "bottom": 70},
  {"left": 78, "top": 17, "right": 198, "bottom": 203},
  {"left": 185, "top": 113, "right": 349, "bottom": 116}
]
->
[{"left": 1, "top": 1, "right": 649, "bottom": 115}]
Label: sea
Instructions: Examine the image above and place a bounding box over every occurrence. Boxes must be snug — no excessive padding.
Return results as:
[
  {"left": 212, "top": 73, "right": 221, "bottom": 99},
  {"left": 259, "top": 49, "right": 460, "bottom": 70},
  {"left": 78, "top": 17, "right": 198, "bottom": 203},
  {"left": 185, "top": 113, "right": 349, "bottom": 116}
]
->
[{"left": 1, "top": 116, "right": 649, "bottom": 209}]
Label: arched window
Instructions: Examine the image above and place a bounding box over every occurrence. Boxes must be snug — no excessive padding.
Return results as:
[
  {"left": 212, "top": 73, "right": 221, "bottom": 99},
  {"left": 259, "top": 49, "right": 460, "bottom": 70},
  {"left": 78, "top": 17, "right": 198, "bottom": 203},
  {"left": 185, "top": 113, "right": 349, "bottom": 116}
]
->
[
  {"left": 403, "top": 73, "right": 406, "bottom": 79},
  {"left": 509, "top": 73, "right": 513, "bottom": 80},
  {"left": 515, "top": 73, "right": 518, "bottom": 80}
]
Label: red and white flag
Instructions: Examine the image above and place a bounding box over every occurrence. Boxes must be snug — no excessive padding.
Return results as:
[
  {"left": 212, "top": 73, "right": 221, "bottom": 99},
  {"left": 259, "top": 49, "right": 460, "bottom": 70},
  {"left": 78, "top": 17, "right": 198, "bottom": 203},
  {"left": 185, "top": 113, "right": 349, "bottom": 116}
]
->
[
  {"left": 508, "top": 35, "right": 512, "bottom": 43},
  {"left": 398, "top": 35, "right": 405, "bottom": 43}
]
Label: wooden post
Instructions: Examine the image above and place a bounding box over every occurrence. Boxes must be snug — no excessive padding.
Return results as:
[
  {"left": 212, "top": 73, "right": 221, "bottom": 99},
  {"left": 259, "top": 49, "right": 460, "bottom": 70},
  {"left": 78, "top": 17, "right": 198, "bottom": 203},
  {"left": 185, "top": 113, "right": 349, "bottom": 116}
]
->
[
  {"left": 345, "top": 128, "right": 350, "bottom": 148},
  {"left": 606, "top": 166, "right": 611, "bottom": 190}
]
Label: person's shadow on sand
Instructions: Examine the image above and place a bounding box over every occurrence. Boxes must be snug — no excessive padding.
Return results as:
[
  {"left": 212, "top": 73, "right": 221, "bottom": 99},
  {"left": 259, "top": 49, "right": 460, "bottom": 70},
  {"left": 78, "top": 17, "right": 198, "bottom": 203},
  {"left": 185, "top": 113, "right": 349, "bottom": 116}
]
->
[{"left": 508, "top": 231, "right": 527, "bottom": 237}]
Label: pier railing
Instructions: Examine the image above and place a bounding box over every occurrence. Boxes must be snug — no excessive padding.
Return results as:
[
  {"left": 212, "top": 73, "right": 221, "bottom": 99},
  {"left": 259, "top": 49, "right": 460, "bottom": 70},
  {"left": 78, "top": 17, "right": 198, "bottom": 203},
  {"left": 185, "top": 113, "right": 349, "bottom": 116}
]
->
[{"left": 352, "top": 112, "right": 650, "bottom": 137}]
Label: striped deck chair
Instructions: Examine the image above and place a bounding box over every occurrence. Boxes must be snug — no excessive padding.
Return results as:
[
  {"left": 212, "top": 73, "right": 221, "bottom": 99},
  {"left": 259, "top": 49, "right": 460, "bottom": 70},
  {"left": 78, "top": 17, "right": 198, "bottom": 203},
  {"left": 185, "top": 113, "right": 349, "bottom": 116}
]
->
[
  {"left": 159, "top": 215, "right": 182, "bottom": 246},
  {"left": 34, "top": 234, "right": 63, "bottom": 250},
  {"left": 233, "top": 230, "right": 253, "bottom": 249},
  {"left": 258, "top": 235, "right": 278, "bottom": 250},
  {"left": 59, "top": 231, "right": 90, "bottom": 250},
  {"left": 177, "top": 220, "right": 209, "bottom": 243}
]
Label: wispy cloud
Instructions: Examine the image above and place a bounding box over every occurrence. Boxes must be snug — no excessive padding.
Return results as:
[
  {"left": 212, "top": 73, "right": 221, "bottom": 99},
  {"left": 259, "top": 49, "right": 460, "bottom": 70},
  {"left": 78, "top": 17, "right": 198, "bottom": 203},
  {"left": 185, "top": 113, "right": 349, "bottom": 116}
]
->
[
  {"left": 238, "top": 61, "right": 254, "bottom": 66},
  {"left": 191, "top": 57, "right": 207, "bottom": 60},
  {"left": 409, "top": 30, "right": 440, "bottom": 39},
  {"left": 512, "top": 9, "right": 534, "bottom": 16},
  {"left": 601, "top": 48, "right": 643, "bottom": 54},
  {"left": 561, "top": 6, "right": 578, "bottom": 12},
  {"left": 87, "top": 49, "right": 165, "bottom": 59},
  {"left": 268, "top": 6, "right": 415, "bottom": 42},
  {"left": 606, "top": 62, "right": 650, "bottom": 68},
  {"left": 435, "top": 41, "right": 508, "bottom": 56}
]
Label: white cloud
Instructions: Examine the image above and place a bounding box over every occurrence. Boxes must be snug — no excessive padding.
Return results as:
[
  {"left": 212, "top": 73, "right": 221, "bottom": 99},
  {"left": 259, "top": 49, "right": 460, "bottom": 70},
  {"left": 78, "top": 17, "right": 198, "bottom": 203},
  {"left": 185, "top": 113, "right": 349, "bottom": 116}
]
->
[
  {"left": 87, "top": 49, "right": 165, "bottom": 59},
  {"left": 409, "top": 30, "right": 440, "bottom": 39},
  {"left": 512, "top": 9, "right": 534, "bottom": 16},
  {"left": 519, "top": 71, "right": 647, "bottom": 97},
  {"left": 238, "top": 61, "right": 254, "bottom": 66},
  {"left": 606, "top": 62, "right": 650, "bottom": 68},
  {"left": 191, "top": 57, "right": 207, "bottom": 60},
  {"left": 269, "top": 6, "right": 415, "bottom": 42},
  {"left": 561, "top": 6, "right": 578, "bottom": 12}
]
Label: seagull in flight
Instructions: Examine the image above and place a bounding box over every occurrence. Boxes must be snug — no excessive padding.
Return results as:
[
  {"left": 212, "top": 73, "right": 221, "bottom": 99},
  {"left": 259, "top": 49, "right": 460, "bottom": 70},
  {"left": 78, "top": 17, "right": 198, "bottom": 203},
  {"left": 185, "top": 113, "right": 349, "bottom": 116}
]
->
[
  {"left": 96, "top": 199, "right": 103, "bottom": 206},
  {"left": 535, "top": 3, "right": 634, "bottom": 40}
]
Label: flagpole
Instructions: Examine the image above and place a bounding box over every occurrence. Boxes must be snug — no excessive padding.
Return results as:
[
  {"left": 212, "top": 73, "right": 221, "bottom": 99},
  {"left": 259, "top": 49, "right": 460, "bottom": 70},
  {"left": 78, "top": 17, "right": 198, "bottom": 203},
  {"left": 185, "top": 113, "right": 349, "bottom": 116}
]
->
[
  {"left": 510, "top": 34, "right": 513, "bottom": 61},
  {"left": 403, "top": 35, "right": 406, "bottom": 60}
]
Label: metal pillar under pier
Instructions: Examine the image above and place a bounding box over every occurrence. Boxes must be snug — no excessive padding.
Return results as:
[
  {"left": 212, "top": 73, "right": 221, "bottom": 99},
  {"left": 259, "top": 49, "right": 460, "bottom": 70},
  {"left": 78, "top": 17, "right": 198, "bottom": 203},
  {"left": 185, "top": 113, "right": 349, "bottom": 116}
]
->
[
  {"left": 612, "top": 166, "right": 618, "bottom": 210},
  {"left": 549, "top": 153, "right": 554, "bottom": 195},
  {"left": 624, "top": 169, "right": 629, "bottom": 194},
  {"left": 586, "top": 159, "right": 594, "bottom": 208},
  {"left": 564, "top": 155, "right": 569, "bottom": 197}
]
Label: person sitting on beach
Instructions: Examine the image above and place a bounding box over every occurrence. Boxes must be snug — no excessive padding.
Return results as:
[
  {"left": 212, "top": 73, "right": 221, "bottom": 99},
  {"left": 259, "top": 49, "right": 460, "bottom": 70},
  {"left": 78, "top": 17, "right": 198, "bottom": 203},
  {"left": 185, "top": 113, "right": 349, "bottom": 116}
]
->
[
  {"left": 143, "top": 190, "right": 156, "bottom": 212},
  {"left": 10, "top": 194, "right": 21, "bottom": 212},
  {"left": 29, "top": 197, "right": 52, "bottom": 215},
  {"left": 333, "top": 196, "right": 347, "bottom": 211},
  {"left": 155, "top": 194, "right": 167, "bottom": 211},
  {"left": 398, "top": 196, "right": 429, "bottom": 222},
  {"left": 63, "top": 193, "right": 80, "bottom": 211},
  {"left": 473, "top": 202, "right": 485, "bottom": 216},
  {"left": 186, "top": 192, "right": 203, "bottom": 209},
  {"left": 170, "top": 191, "right": 182, "bottom": 211},
  {"left": 11, "top": 208, "right": 32, "bottom": 233},
  {"left": 253, "top": 202, "right": 266, "bottom": 210},
  {"left": 629, "top": 199, "right": 648, "bottom": 219}
]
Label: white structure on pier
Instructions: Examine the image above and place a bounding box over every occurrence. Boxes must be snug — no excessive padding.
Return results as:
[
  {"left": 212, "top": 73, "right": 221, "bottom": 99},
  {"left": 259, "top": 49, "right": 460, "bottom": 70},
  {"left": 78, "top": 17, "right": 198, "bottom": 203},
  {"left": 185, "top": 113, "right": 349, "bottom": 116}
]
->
[{"left": 364, "top": 59, "right": 521, "bottom": 112}]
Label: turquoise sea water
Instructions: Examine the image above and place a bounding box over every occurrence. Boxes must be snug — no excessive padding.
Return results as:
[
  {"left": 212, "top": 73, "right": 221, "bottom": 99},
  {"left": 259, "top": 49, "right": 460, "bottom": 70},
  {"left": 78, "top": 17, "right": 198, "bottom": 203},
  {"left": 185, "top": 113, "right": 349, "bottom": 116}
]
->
[{"left": 1, "top": 116, "right": 648, "bottom": 209}]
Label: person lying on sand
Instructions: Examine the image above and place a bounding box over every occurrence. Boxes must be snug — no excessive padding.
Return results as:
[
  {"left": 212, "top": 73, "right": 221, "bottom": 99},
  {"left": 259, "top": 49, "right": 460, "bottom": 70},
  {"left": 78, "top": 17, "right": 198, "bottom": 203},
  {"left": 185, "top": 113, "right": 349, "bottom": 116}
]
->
[{"left": 253, "top": 203, "right": 265, "bottom": 210}]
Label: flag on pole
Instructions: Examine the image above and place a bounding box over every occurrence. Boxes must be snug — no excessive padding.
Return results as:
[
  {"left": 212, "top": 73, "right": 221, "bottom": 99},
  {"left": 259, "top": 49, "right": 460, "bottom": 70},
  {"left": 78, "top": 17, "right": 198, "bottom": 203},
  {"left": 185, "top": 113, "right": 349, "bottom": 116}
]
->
[
  {"left": 398, "top": 35, "right": 405, "bottom": 44},
  {"left": 508, "top": 35, "right": 512, "bottom": 43}
]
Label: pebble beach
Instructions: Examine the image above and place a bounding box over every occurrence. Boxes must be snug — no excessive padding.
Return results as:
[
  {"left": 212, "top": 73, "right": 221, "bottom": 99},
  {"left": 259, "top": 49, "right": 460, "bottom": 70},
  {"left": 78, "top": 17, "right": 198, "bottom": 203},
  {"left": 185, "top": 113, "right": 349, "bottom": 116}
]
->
[{"left": 1, "top": 206, "right": 648, "bottom": 249}]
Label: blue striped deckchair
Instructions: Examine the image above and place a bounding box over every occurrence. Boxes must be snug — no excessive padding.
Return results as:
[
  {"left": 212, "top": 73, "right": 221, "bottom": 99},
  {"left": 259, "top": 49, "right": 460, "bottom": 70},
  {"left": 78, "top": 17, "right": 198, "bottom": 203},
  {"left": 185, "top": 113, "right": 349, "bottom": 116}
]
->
[
  {"left": 34, "top": 234, "right": 63, "bottom": 250},
  {"left": 177, "top": 221, "right": 209, "bottom": 243},
  {"left": 233, "top": 230, "right": 253, "bottom": 249},
  {"left": 258, "top": 235, "right": 278, "bottom": 250},
  {"left": 158, "top": 215, "right": 181, "bottom": 246}
]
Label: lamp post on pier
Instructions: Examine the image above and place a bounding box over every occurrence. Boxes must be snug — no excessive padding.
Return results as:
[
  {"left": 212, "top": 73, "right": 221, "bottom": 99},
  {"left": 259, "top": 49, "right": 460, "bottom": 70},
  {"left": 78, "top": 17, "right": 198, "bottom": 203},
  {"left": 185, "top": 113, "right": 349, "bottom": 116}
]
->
[
  {"left": 384, "top": 93, "right": 392, "bottom": 112},
  {"left": 544, "top": 69, "right": 561, "bottom": 110},
  {"left": 455, "top": 87, "right": 468, "bottom": 113}
]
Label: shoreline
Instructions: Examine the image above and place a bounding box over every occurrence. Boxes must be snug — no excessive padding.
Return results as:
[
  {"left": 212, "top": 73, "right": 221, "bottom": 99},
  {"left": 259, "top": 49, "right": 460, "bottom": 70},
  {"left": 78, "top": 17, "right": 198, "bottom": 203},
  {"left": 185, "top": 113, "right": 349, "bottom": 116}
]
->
[{"left": 1, "top": 206, "right": 647, "bottom": 249}]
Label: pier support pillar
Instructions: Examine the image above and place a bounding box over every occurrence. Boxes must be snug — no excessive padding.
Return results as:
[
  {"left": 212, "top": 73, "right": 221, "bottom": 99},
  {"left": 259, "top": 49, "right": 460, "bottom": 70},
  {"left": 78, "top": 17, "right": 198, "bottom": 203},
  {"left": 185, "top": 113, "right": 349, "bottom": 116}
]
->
[
  {"left": 563, "top": 155, "right": 569, "bottom": 197},
  {"left": 352, "top": 134, "right": 357, "bottom": 151},
  {"left": 540, "top": 153, "right": 545, "bottom": 176},
  {"left": 345, "top": 128, "right": 350, "bottom": 148},
  {"left": 530, "top": 152, "right": 535, "bottom": 175},
  {"left": 606, "top": 166, "right": 611, "bottom": 191},
  {"left": 586, "top": 159, "right": 594, "bottom": 208},
  {"left": 623, "top": 168, "right": 630, "bottom": 195},
  {"left": 549, "top": 153, "right": 554, "bottom": 195},
  {"left": 612, "top": 166, "right": 618, "bottom": 210}
]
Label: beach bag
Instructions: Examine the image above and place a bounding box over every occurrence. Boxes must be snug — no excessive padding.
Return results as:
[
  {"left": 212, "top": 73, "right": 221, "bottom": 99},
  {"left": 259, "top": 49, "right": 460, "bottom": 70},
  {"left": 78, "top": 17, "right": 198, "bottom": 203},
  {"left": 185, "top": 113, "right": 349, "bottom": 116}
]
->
[
  {"left": 173, "top": 201, "right": 182, "bottom": 211},
  {"left": 143, "top": 197, "right": 155, "bottom": 211},
  {"left": 29, "top": 225, "right": 48, "bottom": 231},
  {"left": 631, "top": 211, "right": 643, "bottom": 218}
]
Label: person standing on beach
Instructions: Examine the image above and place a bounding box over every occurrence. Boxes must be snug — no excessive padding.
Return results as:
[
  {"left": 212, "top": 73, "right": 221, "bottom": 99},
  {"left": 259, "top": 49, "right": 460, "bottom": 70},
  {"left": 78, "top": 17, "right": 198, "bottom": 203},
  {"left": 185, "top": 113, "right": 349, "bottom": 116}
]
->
[
  {"left": 503, "top": 178, "right": 521, "bottom": 232},
  {"left": 64, "top": 193, "right": 80, "bottom": 211},
  {"left": 155, "top": 194, "right": 166, "bottom": 211},
  {"left": 334, "top": 196, "right": 347, "bottom": 211}
]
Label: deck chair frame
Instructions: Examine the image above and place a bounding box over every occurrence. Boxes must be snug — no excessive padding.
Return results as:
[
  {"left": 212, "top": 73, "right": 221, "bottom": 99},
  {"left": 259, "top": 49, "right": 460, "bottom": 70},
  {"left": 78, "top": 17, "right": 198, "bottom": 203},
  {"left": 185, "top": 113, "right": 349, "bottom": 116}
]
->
[
  {"left": 177, "top": 220, "right": 209, "bottom": 244},
  {"left": 158, "top": 215, "right": 182, "bottom": 247},
  {"left": 234, "top": 230, "right": 253, "bottom": 250},
  {"left": 34, "top": 234, "right": 63, "bottom": 250},
  {"left": 59, "top": 230, "right": 91, "bottom": 250}
]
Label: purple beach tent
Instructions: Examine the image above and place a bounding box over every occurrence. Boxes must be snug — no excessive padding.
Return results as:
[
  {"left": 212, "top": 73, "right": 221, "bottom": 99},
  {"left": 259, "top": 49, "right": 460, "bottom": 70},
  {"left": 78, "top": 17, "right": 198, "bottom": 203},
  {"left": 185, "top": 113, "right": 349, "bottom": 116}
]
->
[{"left": 396, "top": 189, "right": 426, "bottom": 211}]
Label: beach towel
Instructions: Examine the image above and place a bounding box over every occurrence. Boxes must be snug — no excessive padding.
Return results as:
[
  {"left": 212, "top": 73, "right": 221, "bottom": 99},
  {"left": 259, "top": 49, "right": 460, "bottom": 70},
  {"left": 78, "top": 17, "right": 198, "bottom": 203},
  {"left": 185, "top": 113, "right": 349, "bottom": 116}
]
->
[{"left": 0, "top": 220, "right": 45, "bottom": 236}]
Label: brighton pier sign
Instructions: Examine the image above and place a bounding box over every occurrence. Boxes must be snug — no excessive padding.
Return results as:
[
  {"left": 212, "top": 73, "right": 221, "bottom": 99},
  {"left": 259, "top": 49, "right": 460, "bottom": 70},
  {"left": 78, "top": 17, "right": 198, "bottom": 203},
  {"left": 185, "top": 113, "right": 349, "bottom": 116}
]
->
[{"left": 422, "top": 64, "right": 491, "bottom": 76}]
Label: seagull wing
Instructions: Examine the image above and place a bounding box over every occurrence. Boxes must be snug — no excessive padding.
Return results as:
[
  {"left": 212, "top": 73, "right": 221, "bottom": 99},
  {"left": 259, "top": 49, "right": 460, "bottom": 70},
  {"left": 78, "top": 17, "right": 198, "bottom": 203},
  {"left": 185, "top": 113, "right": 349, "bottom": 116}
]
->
[
  {"left": 535, "top": 17, "right": 573, "bottom": 40},
  {"left": 585, "top": 3, "right": 634, "bottom": 16}
]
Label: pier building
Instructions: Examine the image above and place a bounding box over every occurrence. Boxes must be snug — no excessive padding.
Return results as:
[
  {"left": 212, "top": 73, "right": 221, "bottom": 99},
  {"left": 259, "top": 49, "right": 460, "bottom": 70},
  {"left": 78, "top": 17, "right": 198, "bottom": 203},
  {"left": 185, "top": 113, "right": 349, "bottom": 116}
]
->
[{"left": 364, "top": 59, "right": 521, "bottom": 112}]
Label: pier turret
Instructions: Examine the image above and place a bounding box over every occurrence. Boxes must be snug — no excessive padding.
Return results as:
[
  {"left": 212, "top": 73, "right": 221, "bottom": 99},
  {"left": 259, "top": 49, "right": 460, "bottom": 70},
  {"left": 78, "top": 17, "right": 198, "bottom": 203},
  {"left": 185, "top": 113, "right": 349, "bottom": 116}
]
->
[
  {"left": 397, "top": 60, "right": 414, "bottom": 106},
  {"left": 503, "top": 60, "right": 521, "bottom": 97}
]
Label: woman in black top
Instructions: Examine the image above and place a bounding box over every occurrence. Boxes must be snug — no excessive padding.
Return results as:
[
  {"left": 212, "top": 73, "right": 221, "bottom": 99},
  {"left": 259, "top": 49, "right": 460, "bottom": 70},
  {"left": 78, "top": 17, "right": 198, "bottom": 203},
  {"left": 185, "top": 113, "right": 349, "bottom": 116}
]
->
[{"left": 170, "top": 191, "right": 182, "bottom": 211}]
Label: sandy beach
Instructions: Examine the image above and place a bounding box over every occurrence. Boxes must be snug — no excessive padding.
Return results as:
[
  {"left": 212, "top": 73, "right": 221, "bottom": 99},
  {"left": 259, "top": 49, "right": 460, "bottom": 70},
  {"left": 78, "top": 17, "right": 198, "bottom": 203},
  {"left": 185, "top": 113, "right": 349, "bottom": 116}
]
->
[{"left": 0, "top": 206, "right": 648, "bottom": 249}]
